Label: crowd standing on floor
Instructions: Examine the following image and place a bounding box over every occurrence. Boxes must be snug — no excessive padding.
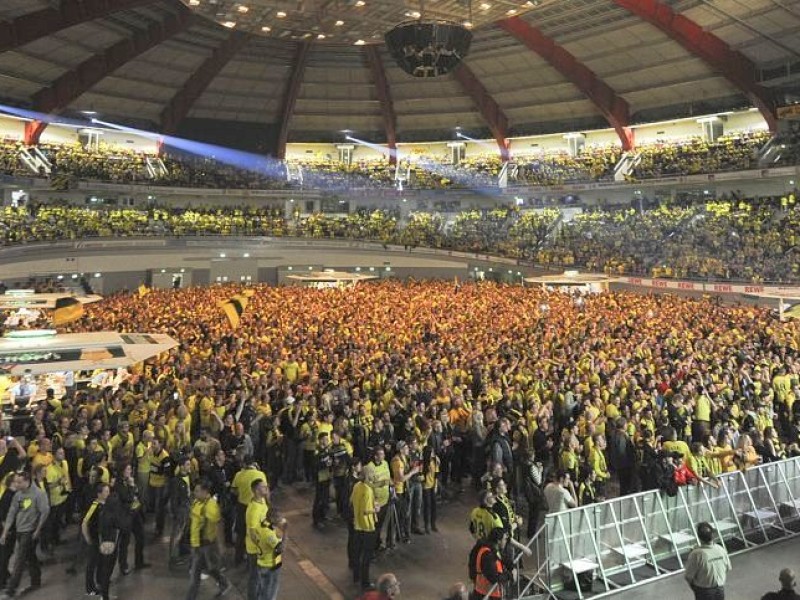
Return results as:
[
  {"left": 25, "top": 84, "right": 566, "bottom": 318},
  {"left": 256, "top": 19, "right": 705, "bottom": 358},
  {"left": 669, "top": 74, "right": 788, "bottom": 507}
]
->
[{"left": 0, "top": 280, "right": 799, "bottom": 599}]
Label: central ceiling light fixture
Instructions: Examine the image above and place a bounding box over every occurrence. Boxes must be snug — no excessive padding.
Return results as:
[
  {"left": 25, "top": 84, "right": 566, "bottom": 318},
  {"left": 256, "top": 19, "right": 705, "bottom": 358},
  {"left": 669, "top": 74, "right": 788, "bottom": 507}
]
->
[{"left": 384, "top": 0, "right": 473, "bottom": 78}]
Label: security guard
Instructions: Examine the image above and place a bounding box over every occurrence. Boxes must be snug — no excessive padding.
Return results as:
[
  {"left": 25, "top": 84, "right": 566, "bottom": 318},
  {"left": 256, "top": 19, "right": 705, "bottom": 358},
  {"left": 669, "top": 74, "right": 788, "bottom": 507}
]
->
[
  {"left": 684, "top": 521, "right": 731, "bottom": 600},
  {"left": 469, "top": 527, "right": 511, "bottom": 600}
]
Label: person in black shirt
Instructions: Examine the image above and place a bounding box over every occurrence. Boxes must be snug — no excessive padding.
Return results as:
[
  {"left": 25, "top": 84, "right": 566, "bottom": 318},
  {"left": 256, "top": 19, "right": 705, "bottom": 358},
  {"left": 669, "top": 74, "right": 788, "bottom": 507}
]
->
[
  {"left": 0, "top": 439, "right": 24, "bottom": 483},
  {"left": 82, "top": 482, "right": 110, "bottom": 597},
  {"left": 114, "top": 463, "right": 148, "bottom": 574},
  {"left": 762, "top": 569, "right": 800, "bottom": 600},
  {"left": 0, "top": 474, "right": 17, "bottom": 588},
  {"left": 203, "top": 449, "right": 236, "bottom": 545}
]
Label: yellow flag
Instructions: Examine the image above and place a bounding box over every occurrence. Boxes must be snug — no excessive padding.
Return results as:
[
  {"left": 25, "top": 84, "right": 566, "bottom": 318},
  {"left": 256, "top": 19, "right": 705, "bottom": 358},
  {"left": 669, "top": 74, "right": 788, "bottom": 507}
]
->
[
  {"left": 53, "top": 297, "right": 84, "bottom": 326},
  {"left": 219, "top": 294, "right": 249, "bottom": 329},
  {"left": 138, "top": 284, "right": 150, "bottom": 297}
]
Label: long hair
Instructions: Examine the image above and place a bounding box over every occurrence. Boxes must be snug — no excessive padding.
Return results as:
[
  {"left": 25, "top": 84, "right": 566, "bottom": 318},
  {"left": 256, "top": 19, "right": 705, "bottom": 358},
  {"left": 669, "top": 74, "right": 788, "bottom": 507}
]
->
[{"left": 422, "top": 444, "right": 434, "bottom": 478}]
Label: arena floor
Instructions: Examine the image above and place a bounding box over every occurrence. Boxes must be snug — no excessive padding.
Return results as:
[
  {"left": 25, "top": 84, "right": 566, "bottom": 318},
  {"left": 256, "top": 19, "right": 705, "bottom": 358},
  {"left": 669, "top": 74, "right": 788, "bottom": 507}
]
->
[
  {"left": 15, "top": 482, "right": 479, "bottom": 600},
  {"left": 14, "top": 482, "right": 800, "bottom": 600}
]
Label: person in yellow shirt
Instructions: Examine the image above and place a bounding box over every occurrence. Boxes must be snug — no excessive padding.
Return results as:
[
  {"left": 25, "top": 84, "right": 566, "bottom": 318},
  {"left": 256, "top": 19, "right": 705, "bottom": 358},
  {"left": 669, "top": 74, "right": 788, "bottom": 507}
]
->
[
  {"left": 44, "top": 446, "right": 71, "bottom": 546},
  {"left": 134, "top": 430, "right": 154, "bottom": 512},
  {"left": 148, "top": 437, "right": 171, "bottom": 537},
  {"left": 362, "top": 447, "right": 391, "bottom": 549},
  {"left": 469, "top": 490, "right": 503, "bottom": 542},
  {"left": 253, "top": 514, "right": 287, "bottom": 600},
  {"left": 662, "top": 427, "right": 692, "bottom": 462},
  {"left": 245, "top": 478, "right": 271, "bottom": 600},
  {"left": 350, "top": 471, "right": 378, "bottom": 590},
  {"left": 588, "top": 434, "right": 610, "bottom": 499},
  {"left": 422, "top": 445, "right": 440, "bottom": 533},
  {"left": 185, "top": 480, "right": 231, "bottom": 600},
  {"left": 232, "top": 462, "right": 267, "bottom": 565}
]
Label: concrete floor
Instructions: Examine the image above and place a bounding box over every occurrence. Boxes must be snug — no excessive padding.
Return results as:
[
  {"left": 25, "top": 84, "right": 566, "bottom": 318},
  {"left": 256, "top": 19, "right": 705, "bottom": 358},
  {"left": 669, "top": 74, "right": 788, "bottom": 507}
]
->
[{"left": 13, "top": 483, "right": 800, "bottom": 600}]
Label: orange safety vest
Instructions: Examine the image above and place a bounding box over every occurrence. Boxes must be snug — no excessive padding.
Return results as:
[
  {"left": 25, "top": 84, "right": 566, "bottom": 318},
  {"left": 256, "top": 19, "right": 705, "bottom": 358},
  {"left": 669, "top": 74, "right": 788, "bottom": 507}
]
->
[{"left": 474, "top": 545, "right": 503, "bottom": 598}]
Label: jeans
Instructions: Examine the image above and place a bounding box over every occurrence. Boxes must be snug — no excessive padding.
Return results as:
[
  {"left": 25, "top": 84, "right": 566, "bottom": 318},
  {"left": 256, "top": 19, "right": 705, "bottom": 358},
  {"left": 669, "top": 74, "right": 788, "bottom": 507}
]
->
[
  {"left": 406, "top": 482, "right": 422, "bottom": 530},
  {"left": 6, "top": 531, "right": 40, "bottom": 594},
  {"left": 312, "top": 480, "right": 330, "bottom": 525},
  {"left": 247, "top": 553, "right": 258, "bottom": 600},
  {"left": 118, "top": 510, "right": 145, "bottom": 569},
  {"left": 0, "top": 530, "right": 15, "bottom": 587},
  {"left": 352, "top": 530, "right": 376, "bottom": 587},
  {"left": 255, "top": 565, "right": 281, "bottom": 600},
  {"left": 151, "top": 485, "right": 169, "bottom": 535},
  {"left": 691, "top": 584, "right": 725, "bottom": 600},
  {"left": 422, "top": 488, "right": 437, "bottom": 531},
  {"left": 169, "top": 508, "right": 189, "bottom": 559},
  {"left": 235, "top": 503, "right": 247, "bottom": 564},
  {"left": 185, "top": 545, "right": 229, "bottom": 600}
]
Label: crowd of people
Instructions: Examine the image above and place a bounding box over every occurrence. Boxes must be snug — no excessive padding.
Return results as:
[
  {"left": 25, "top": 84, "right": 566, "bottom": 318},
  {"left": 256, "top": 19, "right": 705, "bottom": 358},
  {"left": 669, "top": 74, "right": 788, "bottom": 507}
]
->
[
  {"left": 0, "top": 280, "right": 799, "bottom": 599},
  {"left": 629, "top": 131, "right": 770, "bottom": 180},
  {"left": 9, "top": 195, "right": 800, "bottom": 282},
  {"left": 542, "top": 193, "right": 800, "bottom": 281},
  {"left": 514, "top": 146, "right": 621, "bottom": 186},
  {"left": 0, "top": 128, "right": 791, "bottom": 192}
]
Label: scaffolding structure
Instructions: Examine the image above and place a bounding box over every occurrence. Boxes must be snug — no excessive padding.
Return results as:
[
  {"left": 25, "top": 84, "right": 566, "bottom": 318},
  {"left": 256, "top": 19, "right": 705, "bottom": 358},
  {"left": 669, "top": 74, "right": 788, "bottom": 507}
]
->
[{"left": 500, "top": 455, "right": 800, "bottom": 600}]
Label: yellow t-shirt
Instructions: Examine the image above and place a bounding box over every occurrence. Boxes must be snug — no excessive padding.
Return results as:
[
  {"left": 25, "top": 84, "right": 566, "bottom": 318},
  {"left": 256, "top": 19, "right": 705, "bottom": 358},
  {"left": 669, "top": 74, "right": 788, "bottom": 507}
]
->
[
  {"left": 364, "top": 460, "right": 391, "bottom": 507},
  {"left": 245, "top": 498, "right": 270, "bottom": 556},
  {"left": 189, "top": 497, "right": 221, "bottom": 547},
  {"left": 232, "top": 468, "right": 268, "bottom": 506},
  {"left": 350, "top": 481, "right": 376, "bottom": 532},
  {"left": 254, "top": 522, "right": 283, "bottom": 568}
]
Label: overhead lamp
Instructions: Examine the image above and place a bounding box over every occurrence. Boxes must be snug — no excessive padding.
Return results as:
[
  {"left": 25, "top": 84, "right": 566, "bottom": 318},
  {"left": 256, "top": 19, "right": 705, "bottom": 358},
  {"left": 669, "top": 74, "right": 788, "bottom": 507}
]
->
[
  {"left": 354, "top": 39, "right": 366, "bottom": 45},
  {"left": 317, "top": 33, "right": 326, "bottom": 39},
  {"left": 462, "top": 20, "right": 473, "bottom": 28},
  {"left": 276, "top": 11, "right": 287, "bottom": 18},
  {"left": 189, "top": 0, "right": 200, "bottom": 5},
  {"left": 479, "top": 2, "right": 491, "bottom": 9},
  {"left": 335, "top": 20, "right": 344, "bottom": 26},
  {"left": 507, "top": 8, "right": 518, "bottom": 15},
  {"left": 355, "top": 0, "right": 365, "bottom": 5},
  {"left": 261, "top": 26, "right": 271, "bottom": 32},
  {"left": 405, "top": 11, "right": 421, "bottom": 18},
  {"left": 222, "top": 21, "right": 236, "bottom": 28},
  {"left": 237, "top": 5, "right": 249, "bottom": 13}
]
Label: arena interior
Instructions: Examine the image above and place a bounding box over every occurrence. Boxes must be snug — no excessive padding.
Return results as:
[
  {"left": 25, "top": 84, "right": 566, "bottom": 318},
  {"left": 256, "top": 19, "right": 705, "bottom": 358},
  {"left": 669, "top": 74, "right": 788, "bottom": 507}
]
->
[{"left": 2, "top": 0, "right": 800, "bottom": 599}]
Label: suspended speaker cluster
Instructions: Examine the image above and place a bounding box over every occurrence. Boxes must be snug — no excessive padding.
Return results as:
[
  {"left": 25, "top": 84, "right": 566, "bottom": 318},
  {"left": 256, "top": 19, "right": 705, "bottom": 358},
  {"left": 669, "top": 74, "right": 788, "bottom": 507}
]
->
[{"left": 384, "top": 20, "right": 472, "bottom": 78}]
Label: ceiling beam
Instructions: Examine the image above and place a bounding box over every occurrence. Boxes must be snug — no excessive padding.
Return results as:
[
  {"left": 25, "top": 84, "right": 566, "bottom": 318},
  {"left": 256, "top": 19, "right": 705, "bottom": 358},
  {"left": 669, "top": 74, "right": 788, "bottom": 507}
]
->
[
  {"left": 161, "top": 30, "right": 248, "bottom": 134},
  {"left": 0, "top": 0, "right": 158, "bottom": 55},
  {"left": 612, "top": 0, "right": 778, "bottom": 131},
  {"left": 451, "top": 63, "right": 510, "bottom": 160},
  {"left": 32, "top": 8, "right": 191, "bottom": 116},
  {"left": 363, "top": 45, "right": 397, "bottom": 164},
  {"left": 497, "top": 16, "right": 634, "bottom": 150},
  {"left": 276, "top": 41, "right": 311, "bottom": 159}
]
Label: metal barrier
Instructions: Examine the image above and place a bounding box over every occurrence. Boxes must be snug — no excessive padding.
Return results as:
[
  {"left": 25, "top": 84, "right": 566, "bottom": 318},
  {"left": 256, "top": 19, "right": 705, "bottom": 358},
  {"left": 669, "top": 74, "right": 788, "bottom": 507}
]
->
[{"left": 502, "top": 456, "right": 800, "bottom": 599}]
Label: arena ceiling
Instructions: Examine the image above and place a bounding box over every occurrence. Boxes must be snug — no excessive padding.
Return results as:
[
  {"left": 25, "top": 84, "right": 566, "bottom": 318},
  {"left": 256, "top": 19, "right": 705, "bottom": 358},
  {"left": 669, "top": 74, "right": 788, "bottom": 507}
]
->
[{"left": 1, "top": 0, "right": 799, "bottom": 153}]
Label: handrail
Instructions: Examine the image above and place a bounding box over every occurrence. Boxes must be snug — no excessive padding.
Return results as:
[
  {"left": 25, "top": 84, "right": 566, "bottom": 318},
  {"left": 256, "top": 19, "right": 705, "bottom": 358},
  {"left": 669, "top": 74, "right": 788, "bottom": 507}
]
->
[{"left": 529, "top": 455, "right": 800, "bottom": 600}]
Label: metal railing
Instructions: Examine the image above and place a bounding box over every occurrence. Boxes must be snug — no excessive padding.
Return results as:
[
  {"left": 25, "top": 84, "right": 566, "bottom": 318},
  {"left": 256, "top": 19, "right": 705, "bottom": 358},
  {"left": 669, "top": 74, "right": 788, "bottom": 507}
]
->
[{"left": 501, "top": 456, "right": 800, "bottom": 599}]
